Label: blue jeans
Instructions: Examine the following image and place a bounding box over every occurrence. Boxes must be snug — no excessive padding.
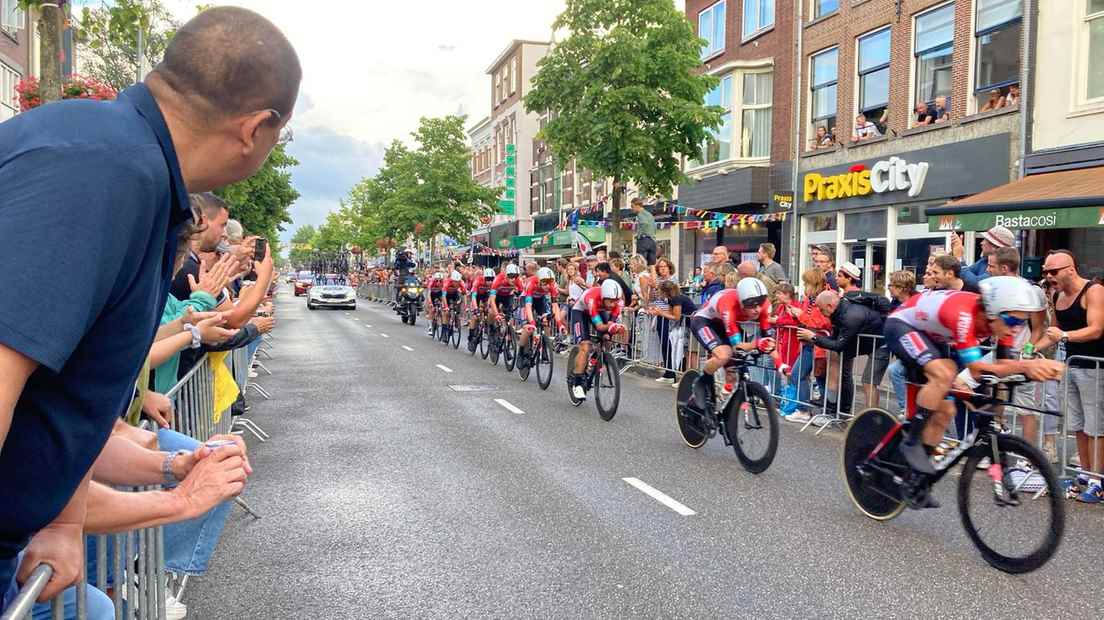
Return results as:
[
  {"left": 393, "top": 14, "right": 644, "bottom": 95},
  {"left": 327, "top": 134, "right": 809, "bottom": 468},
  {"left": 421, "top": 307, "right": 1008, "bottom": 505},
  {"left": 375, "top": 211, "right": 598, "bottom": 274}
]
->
[
  {"left": 157, "top": 429, "right": 232, "bottom": 575},
  {"left": 889, "top": 360, "right": 907, "bottom": 413},
  {"left": 794, "top": 344, "right": 815, "bottom": 409},
  {"left": 0, "top": 552, "right": 114, "bottom": 620}
]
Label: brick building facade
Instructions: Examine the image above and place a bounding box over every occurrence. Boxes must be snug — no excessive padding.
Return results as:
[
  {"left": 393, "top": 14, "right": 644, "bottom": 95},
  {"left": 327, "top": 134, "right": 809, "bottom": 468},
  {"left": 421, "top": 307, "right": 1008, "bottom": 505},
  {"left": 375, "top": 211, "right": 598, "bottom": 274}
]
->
[
  {"left": 0, "top": 0, "right": 29, "bottom": 122},
  {"left": 795, "top": 0, "right": 1028, "bottom": 294},
  {"left": 680, "top": 0, "right": 797, "bottom": 277}
]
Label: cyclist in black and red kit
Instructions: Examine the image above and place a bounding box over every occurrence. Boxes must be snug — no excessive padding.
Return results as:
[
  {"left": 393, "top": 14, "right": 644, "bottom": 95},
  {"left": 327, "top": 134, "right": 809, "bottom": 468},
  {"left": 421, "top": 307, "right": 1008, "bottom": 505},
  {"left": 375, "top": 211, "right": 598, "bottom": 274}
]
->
[
  {"left": 467, "top": 268, "right": 495, "bottom": 350},
  {"left": 489, "top": 263, "right": 523, "bottom": 321},
  {"left": 518, "top": 267, "right": 566, "bottom": 369},
  {"left": 441, "top": 270, "right": 468, "bottom": 326}
]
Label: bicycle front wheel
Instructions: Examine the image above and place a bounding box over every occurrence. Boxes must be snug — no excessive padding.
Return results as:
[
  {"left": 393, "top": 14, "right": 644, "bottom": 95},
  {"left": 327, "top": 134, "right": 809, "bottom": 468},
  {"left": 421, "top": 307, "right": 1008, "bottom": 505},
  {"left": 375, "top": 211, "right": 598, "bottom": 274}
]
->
[
  {"left": 958, "top": 433, "right": 1064, "bottom": 574},
  {"left": 724, "top": 381, "right": 779, "bottom": 474},
  {"left": 504, "top": 327, "right": 517, "bottom": 372},
  {"left": 594, "top": 351, "right": 620, "bottom": 421},
  {"left": 479, "top": 323, "right": 491, "bottom": 359},
  {"left": 450, "top": 316, "right": 462, "bottom": 349},
  {"left": 536, "top": 334, "right": 554, "bottom": 390}
]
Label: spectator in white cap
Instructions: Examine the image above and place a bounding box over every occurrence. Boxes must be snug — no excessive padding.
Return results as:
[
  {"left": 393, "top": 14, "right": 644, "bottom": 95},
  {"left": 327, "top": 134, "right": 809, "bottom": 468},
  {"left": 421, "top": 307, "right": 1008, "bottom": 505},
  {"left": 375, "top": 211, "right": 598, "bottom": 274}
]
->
[
  {"left": 837, "top": 261, "right": 862, "bottom": 295},
  {"left": 953, "top": 224, "right": 1016, "bottom": 288}
]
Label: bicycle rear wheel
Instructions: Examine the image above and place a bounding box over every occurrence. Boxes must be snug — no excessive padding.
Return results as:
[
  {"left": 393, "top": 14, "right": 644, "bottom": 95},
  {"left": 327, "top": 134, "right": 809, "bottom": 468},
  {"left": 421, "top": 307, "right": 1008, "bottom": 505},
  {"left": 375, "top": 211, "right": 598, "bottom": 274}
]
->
[
  {"left": 594, "top": 351, "right": 620, "bottom": 421},
  {"left": 504, "top": 327, "right": 517, "bottom": 372},
  {"left": 724, "top": 381, "right": 779, "bottom": 474},
  {"left": 518, "top": 342, "right": 531, "bottom": 381},
  {"left": 468, "top": 322, "right": 481, "bottom": 355},
  {"left": 566, "top": 346, "right": 584, "bottom": 407},
  {"left": 489, "top": 325, "right": 501, "bottom": 366},
  {"left": 958, "top": 434, "right": 1064, "bottom": 574},
  {"left": 479, "top": 323, "right": 491, "bottom": 359},
  {"left": 675, "top": 369, "right": 708, "bottom": 448},
  {"left": 841, "top": 408, "right": 906, "bottom": 521},
  {"left": 536, "top": 334, "right": 554, "bottom": 390}
]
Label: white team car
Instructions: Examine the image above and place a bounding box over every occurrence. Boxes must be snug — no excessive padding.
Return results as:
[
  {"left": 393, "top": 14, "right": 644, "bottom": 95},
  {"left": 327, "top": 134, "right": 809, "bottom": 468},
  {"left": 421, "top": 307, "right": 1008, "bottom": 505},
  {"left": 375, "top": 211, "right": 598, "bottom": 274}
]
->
[{"left": 307, "top": 284, "right": 357, "bottom": 310}]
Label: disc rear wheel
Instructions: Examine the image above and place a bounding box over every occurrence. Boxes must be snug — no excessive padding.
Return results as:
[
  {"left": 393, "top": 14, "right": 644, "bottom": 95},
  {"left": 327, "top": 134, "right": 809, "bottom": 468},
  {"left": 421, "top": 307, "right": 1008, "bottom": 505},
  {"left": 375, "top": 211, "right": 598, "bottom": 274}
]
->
[
  {"left": 675, "top": 370, "right": 709, "bottom": 448},
  {"left": 841, "top": 408, "right": 906, "bottom": 521}
]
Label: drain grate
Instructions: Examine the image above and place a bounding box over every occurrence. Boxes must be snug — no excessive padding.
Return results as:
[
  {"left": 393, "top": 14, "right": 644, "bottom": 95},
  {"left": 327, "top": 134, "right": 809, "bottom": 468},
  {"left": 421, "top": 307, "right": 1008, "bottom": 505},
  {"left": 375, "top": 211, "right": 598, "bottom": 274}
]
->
[{"left": 447, "top": 384, "right": 498, "bottom": 392}]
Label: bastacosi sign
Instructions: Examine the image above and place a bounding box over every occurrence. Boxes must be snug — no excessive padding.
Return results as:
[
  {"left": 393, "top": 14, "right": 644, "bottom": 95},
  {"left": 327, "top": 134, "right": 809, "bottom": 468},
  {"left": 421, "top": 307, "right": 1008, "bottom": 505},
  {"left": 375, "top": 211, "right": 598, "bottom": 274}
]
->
[{"left": 931, "top": 206, "right": 1104, "bottom": 232}]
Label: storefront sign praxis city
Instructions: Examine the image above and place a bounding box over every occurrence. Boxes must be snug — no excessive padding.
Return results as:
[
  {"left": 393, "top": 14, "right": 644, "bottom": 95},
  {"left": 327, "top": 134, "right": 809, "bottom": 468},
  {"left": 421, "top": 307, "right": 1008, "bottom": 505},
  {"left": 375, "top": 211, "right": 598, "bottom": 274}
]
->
[
  {"left": 929, "top": 206, "right": 1104, "bottom": 232},
  {"left": 803, "top": 157, "right": 929, "bottom": 202}
]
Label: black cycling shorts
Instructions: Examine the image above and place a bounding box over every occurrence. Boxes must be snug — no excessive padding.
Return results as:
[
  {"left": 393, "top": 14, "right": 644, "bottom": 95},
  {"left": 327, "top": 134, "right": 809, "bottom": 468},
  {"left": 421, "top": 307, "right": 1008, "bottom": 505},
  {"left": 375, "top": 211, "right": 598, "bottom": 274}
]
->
[
  {"left": 570, "top": 309, "right": 594, "bottom": 344},
  {"left": 527, "top": 296, "right": 549, "bottom": 320},
  {"left": 690, "top": 315, "right": 727, "bottom": 354},
  {"left": 883, "top": 318, "right": 952, "bottom": 383},
  {"left": 429, "top": 291, "right": 442, "bottom": 304},
  {"left": 474, "top": 292, "right": 490, "bottom": 304},
  {"left": 494, "top": 294, "right": 515, "bottom": 314},
  {"left": 445, "top": 291, "right": 461, "bottom": 304}
]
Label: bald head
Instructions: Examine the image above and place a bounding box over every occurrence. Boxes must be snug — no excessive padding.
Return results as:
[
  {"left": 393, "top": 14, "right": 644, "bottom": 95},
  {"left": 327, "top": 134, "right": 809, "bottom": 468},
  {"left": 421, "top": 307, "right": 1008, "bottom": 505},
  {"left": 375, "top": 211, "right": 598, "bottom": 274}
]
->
[
  {"left": 815, "top": 290, "right": 840, "bottom": 316},
  {"left": 737, "top": 261, "right": 758, "bottom": 278},
  {"left": 150, "top": 7, "right": 301, "bottom": 123}
]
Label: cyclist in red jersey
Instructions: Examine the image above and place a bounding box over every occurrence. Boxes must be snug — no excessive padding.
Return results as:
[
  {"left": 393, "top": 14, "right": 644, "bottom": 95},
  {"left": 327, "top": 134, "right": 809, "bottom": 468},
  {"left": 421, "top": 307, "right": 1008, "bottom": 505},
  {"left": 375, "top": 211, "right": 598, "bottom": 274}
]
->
[
  {"left": 518, "top": 267, "right": 566, "bottom": 368},
  {"left": 689, "top": 278, "right": 775, "bottom": 401},
  {"left": 567, "top": 280, "right": 626, "bottom": 399},
  {"left": 425, "top": 271, "right": 445, "bottom": 326},
  {"left": 441, "top": 270, "right": 468, "bottom": 326},
  {"left": 884, "top": 277, "right": 1063, "bottom": 484},
  {"left": 467, "top": 268, "right": 496, "bottom": 348},
  {"left": 488, "top": 263, "right": 524, "bottom": 320}
]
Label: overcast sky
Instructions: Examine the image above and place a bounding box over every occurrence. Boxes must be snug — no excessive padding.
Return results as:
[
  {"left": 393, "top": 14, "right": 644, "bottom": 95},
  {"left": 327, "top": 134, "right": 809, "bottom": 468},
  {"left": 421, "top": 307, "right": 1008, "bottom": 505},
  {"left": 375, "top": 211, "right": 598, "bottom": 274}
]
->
[{"left": 75, "top": 1, "right": 683, "bottom": 245}]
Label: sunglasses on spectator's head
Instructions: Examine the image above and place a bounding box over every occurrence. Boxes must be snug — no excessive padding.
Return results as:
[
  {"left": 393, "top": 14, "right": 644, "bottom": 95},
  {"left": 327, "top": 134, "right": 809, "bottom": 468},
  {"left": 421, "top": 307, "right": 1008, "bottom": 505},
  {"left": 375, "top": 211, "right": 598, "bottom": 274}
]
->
[
  {"left": 998, "top": 312, "right": 1028, "bottom": 328},
  {"left": 1041, "top": 264, "right": 1072, "bottom": 276}
]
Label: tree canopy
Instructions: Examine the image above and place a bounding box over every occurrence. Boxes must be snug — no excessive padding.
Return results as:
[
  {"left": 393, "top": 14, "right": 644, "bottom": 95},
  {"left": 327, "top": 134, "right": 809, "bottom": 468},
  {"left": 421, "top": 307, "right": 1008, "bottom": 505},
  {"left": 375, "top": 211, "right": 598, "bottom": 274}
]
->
[
  {"left": 214, "top": 145, "right": 300, "bottom": 249},
  {"left": 75, "top": 0, "right": 181, "bottom": 92},
  {"left": 524, "top": 0, "right": 721, "bottom": 238}
]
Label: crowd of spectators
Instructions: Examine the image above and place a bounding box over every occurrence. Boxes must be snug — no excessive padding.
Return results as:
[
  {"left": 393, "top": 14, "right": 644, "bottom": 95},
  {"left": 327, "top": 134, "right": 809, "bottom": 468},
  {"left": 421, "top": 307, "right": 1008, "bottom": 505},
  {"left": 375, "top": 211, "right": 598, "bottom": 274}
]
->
[{"left": 0, "top": 7, "right": 300, "bottom": 618}]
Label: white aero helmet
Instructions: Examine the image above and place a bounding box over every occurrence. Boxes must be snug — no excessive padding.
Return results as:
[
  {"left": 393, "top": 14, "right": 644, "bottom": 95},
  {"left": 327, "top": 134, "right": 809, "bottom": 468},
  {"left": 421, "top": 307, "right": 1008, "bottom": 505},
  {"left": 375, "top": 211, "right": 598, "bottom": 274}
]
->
[
  {"left": 980, "top": 276, "right": 1044, "bottom": 318},
  {"left": 537, "top": 267, "right": 554, "bottom": 281},
  {"left": 505, "top": 264, "right": 520, "bottom": 275},
  {"left": 450, "top": 270, "right": 462, "bottom": 282},
  {"left": 484, "top": 268, "right": 496, "bottom": 278},
  {"left": 736, "top": 277, "right": 769, "bottom": 306},
  {"left": 601, "top": 279, "right": 622, "bottom": 300},
  {"left": 434, "top": 271, "right": 444, "bottom": 279}
]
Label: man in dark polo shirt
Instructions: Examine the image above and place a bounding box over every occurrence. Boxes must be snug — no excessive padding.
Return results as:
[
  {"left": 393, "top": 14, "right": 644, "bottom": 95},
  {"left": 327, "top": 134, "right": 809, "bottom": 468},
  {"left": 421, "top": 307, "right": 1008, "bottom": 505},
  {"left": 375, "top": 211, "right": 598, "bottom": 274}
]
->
[{"left": 0, "top": 7, "right": 300, "bottom": 609}]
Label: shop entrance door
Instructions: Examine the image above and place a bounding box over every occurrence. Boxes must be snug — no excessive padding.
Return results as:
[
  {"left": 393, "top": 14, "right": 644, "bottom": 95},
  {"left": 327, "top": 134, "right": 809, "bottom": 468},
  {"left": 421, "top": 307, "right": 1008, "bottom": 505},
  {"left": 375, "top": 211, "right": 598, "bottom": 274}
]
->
[{"left": 845, "top": 240, "right": 887, "bottom": 294}]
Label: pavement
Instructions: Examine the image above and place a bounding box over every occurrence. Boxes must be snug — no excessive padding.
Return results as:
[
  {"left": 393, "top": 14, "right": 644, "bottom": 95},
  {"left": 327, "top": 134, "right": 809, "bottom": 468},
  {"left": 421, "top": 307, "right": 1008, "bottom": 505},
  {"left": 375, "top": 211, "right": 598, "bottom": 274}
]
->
[{"left": 187, "top": 286, "right": 1103, "bottom": 619}]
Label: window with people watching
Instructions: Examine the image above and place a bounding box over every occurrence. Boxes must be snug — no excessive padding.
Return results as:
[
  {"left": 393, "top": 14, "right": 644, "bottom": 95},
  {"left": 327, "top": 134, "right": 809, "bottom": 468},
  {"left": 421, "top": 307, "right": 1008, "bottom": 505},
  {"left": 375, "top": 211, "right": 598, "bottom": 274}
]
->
[
  {"left": 974, "top": 0, "right": 1022, "bottom": 112},
  {"left": 857, "top": 27, "right": 890, "bottom": 130},
  {"left": 913, "top": 2, "right": 955, "bottom": 119},
  {"left": 810, "top": 47, "right": 838, "bottom": 147}
]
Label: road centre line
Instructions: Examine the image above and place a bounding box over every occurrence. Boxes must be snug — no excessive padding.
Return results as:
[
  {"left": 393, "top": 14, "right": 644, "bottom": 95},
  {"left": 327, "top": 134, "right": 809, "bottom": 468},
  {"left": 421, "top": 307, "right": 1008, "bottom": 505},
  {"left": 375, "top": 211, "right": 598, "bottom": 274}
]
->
[
  {"left": 402, "top": 345, "right": 414, "bottom": 352},
  {"left": 494, "top": 399, "right": 524, "bottom": 415},
  {"left": 436, "top": 364, "right": 453, "bottom": 373},
  {"left": 379, "top": 333, "right": 390, "bottom": 338},
  {"left": 622, "top": 478, "right": 696, "bottom": 516}
]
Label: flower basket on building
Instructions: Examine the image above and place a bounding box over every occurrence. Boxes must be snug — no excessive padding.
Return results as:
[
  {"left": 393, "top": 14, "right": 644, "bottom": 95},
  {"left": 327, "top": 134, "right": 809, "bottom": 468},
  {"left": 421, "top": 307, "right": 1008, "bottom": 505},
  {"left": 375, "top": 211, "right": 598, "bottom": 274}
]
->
[{"left": 15, "top": 75, "right": 117, "bottom": 112}]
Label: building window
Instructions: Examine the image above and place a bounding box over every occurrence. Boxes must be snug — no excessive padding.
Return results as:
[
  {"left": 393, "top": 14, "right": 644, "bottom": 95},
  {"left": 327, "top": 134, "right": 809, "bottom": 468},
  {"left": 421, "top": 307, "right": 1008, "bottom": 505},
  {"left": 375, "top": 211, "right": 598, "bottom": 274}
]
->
[
  {"left": 857, "top": 27, "right": 890, "bottom": 122},
  {"left": 742, "top": 0, "right": 774, "bottom": 39},
  {"left": 974, "top": 0, "right": 1022, "bottom": 109},
  {"left": 914, "top": 3, "right": 955, "bottom": 106},
  {"left": 741, "top": 72, "right": 771, "bottom": 158},
  {"left": 699, "top": 0, "right": 726, "bottom": 60},
  {"left": 494, "top": 72, "right": 502, "bottom": 106},
  {"left": 811, "top": 47, "right": 838, "bottom": 138},
  {"left": 700, "top": 74, "right": 732, "bottom": 164},
  {"left": 0, "top": 61, "right": 18, "bottom": 122},
  {"left": 1, "top": 0, "right": 24, "bottom": 33},
  {"left": 813, "top": 0, "right": 838, "bottom": 20},
  {"left": 1087, "top": 0, "right": 1104, "bottom": 101},
  {"left": 509, "top": 57, "right": 517, "bottom": 94}
]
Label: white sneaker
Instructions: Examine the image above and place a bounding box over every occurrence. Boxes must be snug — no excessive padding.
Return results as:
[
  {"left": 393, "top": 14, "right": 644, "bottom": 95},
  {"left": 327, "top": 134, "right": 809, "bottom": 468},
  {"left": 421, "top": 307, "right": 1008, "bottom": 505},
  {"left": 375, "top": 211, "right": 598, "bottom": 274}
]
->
[
  {"left": 166, "top": 595, "right": 187, "bottom": 620},
  {"left": 248, "top": 370, "right": 258, "bottom": 379},
  {"left": 787, "top": 411, "right": 812, "bottom": 423},
  {"left": 977, "top": 457, "right": 991, "bottom": 470},
  {"left": 655, "top": 377, "right": 674, "bottom": 383},
  {"left": 571, "top": 385, "right": 586, "bottom": 400}
]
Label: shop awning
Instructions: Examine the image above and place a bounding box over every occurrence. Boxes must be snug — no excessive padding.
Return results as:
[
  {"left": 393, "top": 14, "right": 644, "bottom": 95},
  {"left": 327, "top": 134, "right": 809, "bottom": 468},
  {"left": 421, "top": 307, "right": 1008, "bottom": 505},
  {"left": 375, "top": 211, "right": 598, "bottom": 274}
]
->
[
  {"left": 532, "top": 226, "right": 606, "bottom": 248},
  {"left": 927, "top": 168, "right": 1104, "bottom": 232},
  {"left": 509, "top": 234, "right": 540, "bottom": 249}
]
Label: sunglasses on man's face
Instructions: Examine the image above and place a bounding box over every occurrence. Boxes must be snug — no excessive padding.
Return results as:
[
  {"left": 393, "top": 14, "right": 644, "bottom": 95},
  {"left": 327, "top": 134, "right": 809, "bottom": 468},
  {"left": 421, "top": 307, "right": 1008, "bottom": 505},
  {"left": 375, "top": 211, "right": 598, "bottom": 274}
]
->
[{"left": 1042, "top": 264, "right": 1071, "bottom": 276}]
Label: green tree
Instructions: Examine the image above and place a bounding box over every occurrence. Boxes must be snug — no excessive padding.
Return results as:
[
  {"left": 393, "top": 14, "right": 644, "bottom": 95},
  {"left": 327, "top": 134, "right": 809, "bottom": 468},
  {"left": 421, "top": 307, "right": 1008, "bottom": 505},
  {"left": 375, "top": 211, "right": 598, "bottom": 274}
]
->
[
  {"left": 345, "top": 117, "right": 500, "bottom": 259},
  {"left": 524, "top": 0, "right": 721, "bottom": 247},
  {"left": 75, "top": 0, "right": 181, "bottom": 92},
  {"left": 214, "top": 145, "right": 300, "bottom": 247},
  {"left": 18, "top": 1, "right": 67, "bottom": 102},
  {"left": 288, "top": 224, "right": 317, "bottom": 266}
]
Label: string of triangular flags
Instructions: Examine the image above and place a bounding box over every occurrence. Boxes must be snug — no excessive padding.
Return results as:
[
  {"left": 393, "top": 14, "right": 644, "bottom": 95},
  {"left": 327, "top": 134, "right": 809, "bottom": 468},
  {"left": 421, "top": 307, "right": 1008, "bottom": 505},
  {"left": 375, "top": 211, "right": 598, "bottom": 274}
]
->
[{"left": 558, "top": 199, "right": 787, "bottom": 232}]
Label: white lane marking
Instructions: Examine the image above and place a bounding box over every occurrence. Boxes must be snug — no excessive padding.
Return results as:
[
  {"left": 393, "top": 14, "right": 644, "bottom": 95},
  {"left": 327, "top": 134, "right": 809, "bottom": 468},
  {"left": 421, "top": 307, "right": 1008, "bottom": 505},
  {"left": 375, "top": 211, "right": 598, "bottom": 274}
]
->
[
  {"left": 365, "top": 324, "right": 372, "bottom": 328},
  {"left": 379, "top": 333, "right": 390, "bottom": 338},
  {"left": 402, "top": 345, "right": 414, "bottom": 352},
  {"left": 494, "top": 398, "right": 524, "bottom": 415},
  {"left": 622, "top": 478, "right": 697, "bottom": 516},
  {"left": 436, "top": 364, "right": 453, "bottom": 373}
]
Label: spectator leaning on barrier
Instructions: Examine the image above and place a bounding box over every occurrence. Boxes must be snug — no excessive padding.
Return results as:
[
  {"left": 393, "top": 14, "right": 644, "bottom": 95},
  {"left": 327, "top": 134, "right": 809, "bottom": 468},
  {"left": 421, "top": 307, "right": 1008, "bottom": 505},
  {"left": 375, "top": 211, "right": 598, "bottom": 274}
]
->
[
  {"left": 0, "top": 6, "right": 299, "bottom": 611},
  {"left": 787, "top": 269, "right": 833, "bottom": 423},
  {"left": 798, "top": 290, "right": 885, "bottom": 416},
  {"left": 1034, "top": 250, "right": 1104, "bottom": 503}
]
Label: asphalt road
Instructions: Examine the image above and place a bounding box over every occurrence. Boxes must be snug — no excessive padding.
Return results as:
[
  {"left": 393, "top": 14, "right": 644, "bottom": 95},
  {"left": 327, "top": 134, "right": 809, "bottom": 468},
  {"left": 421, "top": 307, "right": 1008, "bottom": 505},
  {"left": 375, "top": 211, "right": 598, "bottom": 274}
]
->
[{"left": 188, "top": 287, "right": 1103, "bottom": 619}]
